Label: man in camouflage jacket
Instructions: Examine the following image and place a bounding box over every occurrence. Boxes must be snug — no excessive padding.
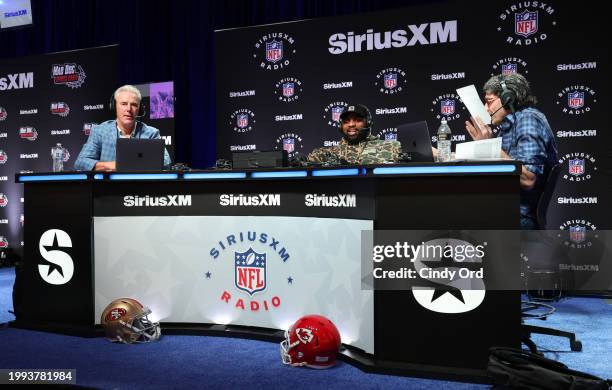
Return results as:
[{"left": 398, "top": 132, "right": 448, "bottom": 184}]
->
[{"left": 307, "top": 104, "right": 401, "bottom": 165}]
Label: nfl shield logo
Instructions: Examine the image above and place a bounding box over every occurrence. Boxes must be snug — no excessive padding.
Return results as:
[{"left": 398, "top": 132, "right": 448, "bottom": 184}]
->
[
  {"left": 441, "top": 99, "right": 455, "bottom": 115},
  {"left": 283, "top": 138, "right": 295, "bottom": 153},
  {"left": 502, "top": 63, "right": 518, "bottom": 75},
  {"left": 515, "top": 10, "right": 538, "bottom": 38},
  {"left": 384, "top": 133, "right": 397, "bottom": 141},
  {"left": 384, "top": 73, "right": 397, "bottom": 89},
  {"left": 568, "top": 91, "right": 584, "bottom": 109},
  {"left": 266, "top": 40, "right": 283, "bottom": 63},
  {"left": 237, "top": 113, "right": 249, "bottom": 129},
  {"left": 569, "top": 225, "right": 586, "bottom": 244},
  {"left": 282, "top": 82, "right": 294, "bottom": 98},
  {"left": 568, "top": 158, "right": 585, "bottom": 176},
  {"left": 331, "top": 106, "right": 344, "bottom": 123},
  {"left": 235, "top": 248, "right": 267, "bottom": 296}
]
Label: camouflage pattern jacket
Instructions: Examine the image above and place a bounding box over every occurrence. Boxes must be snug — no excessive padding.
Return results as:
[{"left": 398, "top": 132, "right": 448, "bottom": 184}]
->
[{"left": 307, "top": 135, "right": 401, "bottom": 165}]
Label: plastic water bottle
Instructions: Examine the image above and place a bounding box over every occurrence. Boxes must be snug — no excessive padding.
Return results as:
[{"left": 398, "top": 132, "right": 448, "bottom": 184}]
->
[
  {"left": 51, "top": 143, "right": 64, "bottom": 172},
  {"left": 436, "top": 120, "right": 452, "bottom": 162}
]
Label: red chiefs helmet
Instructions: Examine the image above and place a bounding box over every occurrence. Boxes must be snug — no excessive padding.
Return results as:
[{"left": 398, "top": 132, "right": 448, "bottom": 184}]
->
[{"left": 280, "top": 314, "right": 341, "bottom": 368}]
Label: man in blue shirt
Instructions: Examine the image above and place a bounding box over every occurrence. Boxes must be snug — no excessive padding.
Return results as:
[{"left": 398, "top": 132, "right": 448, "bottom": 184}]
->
[
  {"left": 74, "top": 85, "right": 171, "bottom": 171},
  {"left": 465, "top": 73, "right": 558, "bottom": 229}
]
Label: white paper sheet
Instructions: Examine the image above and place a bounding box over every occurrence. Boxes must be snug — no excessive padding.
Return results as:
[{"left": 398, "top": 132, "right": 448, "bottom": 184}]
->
[
  {"left": 456, "top": 85, "right": 491, "bottom": 125},
  {"left": 455, "top": 138, "right": 502, "bottom": 160}
]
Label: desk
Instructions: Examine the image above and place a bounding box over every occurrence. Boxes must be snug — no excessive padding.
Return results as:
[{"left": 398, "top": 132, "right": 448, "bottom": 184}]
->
[{"left": 15, "top": 162, "right": 520, "bottom": 381}]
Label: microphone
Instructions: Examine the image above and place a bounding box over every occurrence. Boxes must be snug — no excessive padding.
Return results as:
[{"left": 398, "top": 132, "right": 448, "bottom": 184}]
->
[{"left": 489, "top": 105, "right": 504, "bottom": 118}]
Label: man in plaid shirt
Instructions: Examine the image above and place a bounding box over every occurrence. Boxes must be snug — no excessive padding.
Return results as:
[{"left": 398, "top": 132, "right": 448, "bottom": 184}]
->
[
  {"left": 74, "top": 85, "right": 171, "bottom": 171},
  {"left": 465, "top": 73, "right": 558, "bottom": 229}
]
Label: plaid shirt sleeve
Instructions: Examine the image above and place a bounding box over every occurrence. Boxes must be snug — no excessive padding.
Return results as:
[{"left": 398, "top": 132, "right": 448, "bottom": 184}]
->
[{"left": 505, "top": 108, "right": 557, "bottom": 178}]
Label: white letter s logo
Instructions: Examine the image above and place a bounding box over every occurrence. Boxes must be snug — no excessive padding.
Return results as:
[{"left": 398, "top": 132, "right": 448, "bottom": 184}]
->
[{"left": 38, "top": 229, "right": 74, "bottom": 285}]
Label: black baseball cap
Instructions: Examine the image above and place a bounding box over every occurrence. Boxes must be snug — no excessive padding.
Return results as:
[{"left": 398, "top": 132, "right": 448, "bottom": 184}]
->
[{"left": 340, "top": 104, "right": 370, "bottom": 120}]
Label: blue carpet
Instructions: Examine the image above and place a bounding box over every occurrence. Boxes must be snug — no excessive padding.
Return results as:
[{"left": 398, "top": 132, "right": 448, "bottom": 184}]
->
[{"left": 1, "top": 267, "right": 610, "bottom": 388}]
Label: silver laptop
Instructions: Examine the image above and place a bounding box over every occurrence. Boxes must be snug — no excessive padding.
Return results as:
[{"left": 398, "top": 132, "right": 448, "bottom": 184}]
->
[{"left": 116, "top": 138, "right": 165, "bottom": 171}]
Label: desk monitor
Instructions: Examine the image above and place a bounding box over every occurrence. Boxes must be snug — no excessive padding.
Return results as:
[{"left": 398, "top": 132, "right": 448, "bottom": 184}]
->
[
  {"left": 396, "top": 121, "right": 435, "bottom": 162},
  {"left": 116, "top": 138, "right": 165, "bottom": 171}
]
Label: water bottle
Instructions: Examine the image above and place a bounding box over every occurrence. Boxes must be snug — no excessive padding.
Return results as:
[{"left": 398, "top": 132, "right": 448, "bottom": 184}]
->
[
  {"left": 51, "top": 143, "right": 64, "bottom": 172},
  {"left": 436, "top": 120, "right": 452, "bottom": 162}
]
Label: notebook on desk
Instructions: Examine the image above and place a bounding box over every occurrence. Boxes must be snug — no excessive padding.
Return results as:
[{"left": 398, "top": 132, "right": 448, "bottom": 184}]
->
[
  {"left": 116, "top": 138, "right": 165, "bottom": 171},
  {"left": 395, "top": 121, "right": 435, "bottom": 162}
]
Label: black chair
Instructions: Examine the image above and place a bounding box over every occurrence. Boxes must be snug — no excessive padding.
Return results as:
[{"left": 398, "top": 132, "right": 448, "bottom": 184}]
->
[{"left": 520, "top": 164, "right": 582, "bottom": 354}]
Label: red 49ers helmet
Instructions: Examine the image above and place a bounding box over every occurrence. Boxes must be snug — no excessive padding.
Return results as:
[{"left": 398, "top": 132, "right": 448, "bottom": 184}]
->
[{"left": 280, "top": 314, "right": 341, "bottom": 369}]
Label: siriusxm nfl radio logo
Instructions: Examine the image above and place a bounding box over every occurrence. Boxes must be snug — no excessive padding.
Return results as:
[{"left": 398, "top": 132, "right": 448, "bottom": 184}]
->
[
  {"left": 569, "top": 225, "right": 586, "bottom": 244},
  {"left": 568, "top": 158, "right": 585, "bottom": 176},
  {"left": 441, "top": 99, "right": 455, "bottom": 115},
  {"left": 502, "top": 63, "right": 518, "bottom": 75},
  {"left": 237, "top": 113, "right": 249, "bottom": 129},
  {"left": 515, "top": 10, "right": 538, "bottom": 38},
  {"left": 235, "top": 248, "right": 267, "bottom": 295},
  {"left": 384, "top": 73, "right": 397, "bottom": 89},
  {"left": 568, "top": 91, "right": 584, "bottom": 109},
  {"left": 384, "top": 133, "right": 398, "bottom": 141},
  {"left": 266, "top": 40, "right": 283, "bottom": 63},
  {"left": 282, "top": 82, "right": 294, "bottom": 97},
  {"left": 331, "top": 106, "right": 344, "bottom": 122},
  {"left": 283, "top": 138, "right": 295, "bottom": 153}
]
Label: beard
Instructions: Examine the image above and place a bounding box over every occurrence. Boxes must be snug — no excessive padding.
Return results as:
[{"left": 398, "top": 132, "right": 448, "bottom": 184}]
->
[{"left": 342, "top": 128, "right": 369, "bottom": 145}]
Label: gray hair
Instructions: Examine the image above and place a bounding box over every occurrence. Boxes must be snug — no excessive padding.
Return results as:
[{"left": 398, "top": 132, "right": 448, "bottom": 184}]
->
[
  {"left": 113, "top": 85, "right": 142, "bottom": 103},
  {"left": 483, "top": 73, "right": 537, "bottom": 108}
]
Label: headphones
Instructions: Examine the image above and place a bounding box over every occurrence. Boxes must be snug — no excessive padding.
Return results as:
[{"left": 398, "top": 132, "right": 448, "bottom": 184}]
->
[
  {"left": 499, "top": 75, "right": 517, "bottom": 113},
  {"left": 109, "top": 93, "right": 146, "bottom": 118}
]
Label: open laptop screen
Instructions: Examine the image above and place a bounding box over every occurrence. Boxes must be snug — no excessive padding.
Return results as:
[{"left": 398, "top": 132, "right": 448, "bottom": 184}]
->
[
  {"left": 116, "top": 138, "right": 165, "bottom": 171},
  {"left": 395, "top": 121, "right": 435, "bottom": 162}
]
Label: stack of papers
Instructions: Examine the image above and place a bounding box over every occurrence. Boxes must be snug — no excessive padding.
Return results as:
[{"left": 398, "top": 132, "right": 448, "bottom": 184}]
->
[{"left": 455, "top": 138, "right": 503, "bottom": 160}]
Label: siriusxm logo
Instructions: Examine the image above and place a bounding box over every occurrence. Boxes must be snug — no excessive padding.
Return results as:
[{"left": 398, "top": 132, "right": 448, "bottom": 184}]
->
[
  {"left": 83, "top": 104, "right": 104, "bottom": 110},
  {"left": 274, "top": 113, "right": 303, "bottom": 121},
  {"left": 229, "top": 90, "right": 256, "bottom": 98},
  {"left": 0, "top": 72, "right": 34, "bottom": 91},
  {"left": 557, "top": 62, "right": 597, "bottom": 71},
  {"left": 323, "top": 81, "right": 353, "bottom": 89},
  {"left": 20, "top": 108, "right": 37, "bottom": 115},
  {"left": 5, "top": 9, "right": 27, "bottom": 18},
  {"left": 220, "top": 194, "right": 280, "bottom": 207},
  {"left": 305, "top": 194, "right": 356, "bottom": 208},
  {"left": 20, "top": 153, "right": 38, "bottom": 159},
  {"left": 432, "top": 134, "right": 466, "bottom": 142},
  {"left": 328, "top": 20, "right": 457, "bottom": 54},
  {"left": 123, "top": 195, "right": 192, "bottom": 207},
  {"left": 557, "top": 130, "right": 596, "bottom": 138},
  {"left": 231, "top": 144, "right": 256, "bottom": 151},
  {"left": 558, "top": 197, "right": 597, "bottom": 205},
  {"left": 376, "top": 107, "right": 407, "bottom": 115},
  {"left": 324, "top": 140, "right": 340, "bottom": 147},
  {"left": 51, "top": 129, "right": 70, "bottom": 135},
  {"left": 431, "top": 72, "right": 465, "bottom": 81}
]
